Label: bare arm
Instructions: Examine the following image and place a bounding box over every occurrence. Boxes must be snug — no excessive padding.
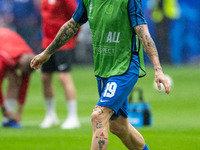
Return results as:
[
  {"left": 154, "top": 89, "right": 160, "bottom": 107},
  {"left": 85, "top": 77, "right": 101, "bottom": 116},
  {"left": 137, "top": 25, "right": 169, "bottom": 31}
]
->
[
  {"left": 134, "top": 24, "right": 170, "bottom": 94},
  {"left": 46, "top": 18, "right": 81, "bottom": 55},
  {"left": 31, "top": 18, "right": 81, "bottom": 69},
  {"left": 134, "top": 24, "right": 161, "bottom": 71}
]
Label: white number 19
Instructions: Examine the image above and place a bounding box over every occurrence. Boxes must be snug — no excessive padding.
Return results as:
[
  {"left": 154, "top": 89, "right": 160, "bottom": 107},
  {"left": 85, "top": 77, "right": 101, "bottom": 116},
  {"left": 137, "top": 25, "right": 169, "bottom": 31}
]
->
[{"left": 103, "top": 82, "right": 117, "bottom": 98}]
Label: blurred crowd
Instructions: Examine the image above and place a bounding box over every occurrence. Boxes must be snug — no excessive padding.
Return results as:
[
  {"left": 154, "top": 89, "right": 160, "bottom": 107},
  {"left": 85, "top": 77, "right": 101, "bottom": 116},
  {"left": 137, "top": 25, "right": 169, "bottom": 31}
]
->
[
  {"left": 0, "top": 0, "right": 200, "bottom": 65},
  {"left": 0, "top": 0, "right": 41, "bottom": 53},
  {"left": 144, "top": 0, "right": 200, "bottom": 65}
]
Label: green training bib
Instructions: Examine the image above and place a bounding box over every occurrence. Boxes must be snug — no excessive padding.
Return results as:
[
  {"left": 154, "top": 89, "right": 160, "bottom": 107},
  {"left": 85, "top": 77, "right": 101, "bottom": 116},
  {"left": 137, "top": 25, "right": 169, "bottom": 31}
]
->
[{"left": 84, "top": 0, "right": 146, "bottom": 78}]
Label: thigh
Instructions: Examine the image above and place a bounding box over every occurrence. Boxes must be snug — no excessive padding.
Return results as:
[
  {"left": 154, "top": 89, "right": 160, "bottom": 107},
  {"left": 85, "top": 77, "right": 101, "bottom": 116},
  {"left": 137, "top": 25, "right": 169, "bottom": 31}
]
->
[
  {"left": 54, "top": 50, "right": 74, "bottom": 72},
  {"left": 92, "top": 105, "right": 115, "bottom": 125}
]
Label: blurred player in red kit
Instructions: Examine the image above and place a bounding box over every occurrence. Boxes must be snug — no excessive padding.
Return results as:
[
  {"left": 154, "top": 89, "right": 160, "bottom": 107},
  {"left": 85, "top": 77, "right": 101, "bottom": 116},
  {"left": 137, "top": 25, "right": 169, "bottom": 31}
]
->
[
  {"left": 40, "top": 0, "right": 80, "bottom": 129},
  {"left": 0, "top": 28, "right": 35, "bottom": 128}
]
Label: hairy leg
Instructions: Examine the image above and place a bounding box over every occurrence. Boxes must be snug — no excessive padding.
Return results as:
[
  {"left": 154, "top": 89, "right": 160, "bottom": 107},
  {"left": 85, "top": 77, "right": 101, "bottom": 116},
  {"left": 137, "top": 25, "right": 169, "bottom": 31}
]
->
[
  {"left": 4, "top": 71, "right": 20, "bottom": 121},
  {"left": 6, "top": 71, "right": 20, "bottom": 99},
  {"left": 41, "top": 73, "right": 54, "bottom": 98},
  {"left": 91, "top": 105, "right": 114, "bottom": 150},
  {"left": 58, "top": 72, "right": 76, "bottom": 101},
  {"left": 40, "top": 72, "right": 59, "bottom": 128},
  {"left": 58, "top": 72, "right": 79, "bottom": 129},
  {"left": 109, "top": 116, "right": 145, "bottom": 150}
]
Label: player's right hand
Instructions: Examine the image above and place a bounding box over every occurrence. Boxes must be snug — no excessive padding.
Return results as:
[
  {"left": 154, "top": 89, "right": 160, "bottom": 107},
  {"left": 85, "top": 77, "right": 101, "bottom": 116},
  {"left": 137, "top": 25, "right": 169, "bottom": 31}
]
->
[{"left": 30, "top": 52, "right": 51, "bottom": 70}]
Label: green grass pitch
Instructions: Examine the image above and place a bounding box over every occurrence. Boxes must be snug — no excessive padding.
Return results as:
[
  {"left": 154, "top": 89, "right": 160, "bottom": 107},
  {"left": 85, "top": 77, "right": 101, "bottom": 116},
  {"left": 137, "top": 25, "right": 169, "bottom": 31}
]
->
[{"left": 0, "top": 65, "right": 200, "bottom": 150}]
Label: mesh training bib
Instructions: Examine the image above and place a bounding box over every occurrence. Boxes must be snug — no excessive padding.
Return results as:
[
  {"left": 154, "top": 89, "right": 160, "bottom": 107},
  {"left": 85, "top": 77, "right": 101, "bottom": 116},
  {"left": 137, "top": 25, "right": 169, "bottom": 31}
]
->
[{"left": 84, "top": 0, "right": 146, "bottom": 78}]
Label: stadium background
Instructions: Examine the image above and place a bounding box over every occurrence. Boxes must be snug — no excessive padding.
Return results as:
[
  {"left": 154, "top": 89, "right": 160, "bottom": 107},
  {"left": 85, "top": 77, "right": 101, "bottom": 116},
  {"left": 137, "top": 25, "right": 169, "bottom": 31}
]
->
[{"left": 0, "top": 0, "right": 200, "bottom": 149}]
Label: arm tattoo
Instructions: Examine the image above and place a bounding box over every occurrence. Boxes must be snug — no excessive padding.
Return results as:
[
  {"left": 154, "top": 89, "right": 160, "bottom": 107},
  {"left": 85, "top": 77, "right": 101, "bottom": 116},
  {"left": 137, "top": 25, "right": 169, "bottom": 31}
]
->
[
  {"left": 47, "top": 18, "right": 81, "bottom": 55},
  {"left": 134, "top": 25, "right": 162, "bottom": 71}
]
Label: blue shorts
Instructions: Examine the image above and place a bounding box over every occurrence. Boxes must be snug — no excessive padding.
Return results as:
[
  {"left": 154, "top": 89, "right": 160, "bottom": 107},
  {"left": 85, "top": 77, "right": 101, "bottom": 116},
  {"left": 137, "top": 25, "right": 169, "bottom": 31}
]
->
[{"left": 96, "top": 58, "right": 139, "bottom": 119}]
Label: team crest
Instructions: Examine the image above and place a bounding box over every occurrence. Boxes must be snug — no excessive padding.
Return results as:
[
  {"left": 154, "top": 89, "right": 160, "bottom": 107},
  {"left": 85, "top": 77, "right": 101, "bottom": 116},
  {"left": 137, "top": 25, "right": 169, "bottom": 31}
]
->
[{"left": 106, "top": 4, "right": 114, "bottom": 14}]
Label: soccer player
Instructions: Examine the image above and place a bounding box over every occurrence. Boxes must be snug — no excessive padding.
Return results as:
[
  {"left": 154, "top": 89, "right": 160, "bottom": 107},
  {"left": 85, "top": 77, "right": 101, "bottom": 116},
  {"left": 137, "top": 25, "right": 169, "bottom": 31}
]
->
[
  {"left": 39, "top": 0, "right": 80, "bottom": 129},
  {"left": 0, "top": 28, "right": 35, "bottom": 128},
  {"left": 31, "top": 0, "right": 171, "bottom": 149}
]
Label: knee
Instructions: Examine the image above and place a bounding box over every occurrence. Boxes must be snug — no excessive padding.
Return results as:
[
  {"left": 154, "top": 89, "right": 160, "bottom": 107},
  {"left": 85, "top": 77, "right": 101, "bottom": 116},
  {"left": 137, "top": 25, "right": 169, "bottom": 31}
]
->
[
  {"left": 58, "top": 73, "right": 69, "bottom": 84},
  {"left": 91, "top": 111, "right": 101, "bottom": 126},
  {"left": 58, "top": 73, "right": 64, "bottom": 82},
  {"left": 91, "top": 108, "right": 107, "bottom": 131}
]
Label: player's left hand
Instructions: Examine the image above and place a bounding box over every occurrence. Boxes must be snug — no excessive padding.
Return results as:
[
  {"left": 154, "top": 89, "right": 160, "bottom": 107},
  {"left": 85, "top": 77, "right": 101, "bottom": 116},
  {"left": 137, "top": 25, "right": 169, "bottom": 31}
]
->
[{"left": 155, "top": 70, "right": 171, "bottom": 94}]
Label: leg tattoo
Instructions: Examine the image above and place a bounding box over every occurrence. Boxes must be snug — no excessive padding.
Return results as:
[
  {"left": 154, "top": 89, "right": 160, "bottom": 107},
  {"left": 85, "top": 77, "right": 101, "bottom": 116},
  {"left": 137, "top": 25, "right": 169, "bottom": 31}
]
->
[
  {"left": 98, "top": 140, "right": 105, "bottom": 150},
  {"left": 96, "top": 132, "right": 108, "bottom": 150},
  {"left": 94, "top": 106, "right": 104, "bottom": 114},
  {"left": 96, "top": 121, "right": 102, "bottom": 129}
]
